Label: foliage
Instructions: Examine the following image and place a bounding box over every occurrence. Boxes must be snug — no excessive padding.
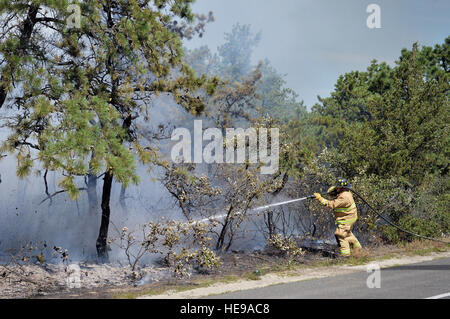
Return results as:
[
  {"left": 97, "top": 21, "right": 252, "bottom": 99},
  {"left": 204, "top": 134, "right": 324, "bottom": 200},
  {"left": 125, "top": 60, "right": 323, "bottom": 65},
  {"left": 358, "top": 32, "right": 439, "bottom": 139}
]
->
[
  {"left": 339, "top": 44, "right": 448, "bottom": 183},
  {"left": 0, "top": 2, "right": 448, "bottom": 266},
  {"left": 257, "top": 59, "right": 307, "bottom": 122},
  {"left": 303, "top": 38, "right": 449, "bottom": 244},
  {"left": 0, "top": 0, "right": 218, "bottom": 193},
  {"left": 382, "top": 215, "right": 442, "bottom": 243},
  {"left": 217, "top": 23, "right": 261, "bottom": 81},
  {"left": 113, "top": 221, "right": 221, "bottom": 277},
  {"left": 209, "top": 64, "right": 262, "bottom": 128},
  {"left": 267, "top": 233, "right": 304, "bottom": 265},
  {"left": 161, "top": 163, "right": 222, "bottom": 221},
  {"left": 185, "top": 28, "right": 307, "bottom": 125},
  {"left": 0, "top": 0, "right": 219, "bottom": 259}
]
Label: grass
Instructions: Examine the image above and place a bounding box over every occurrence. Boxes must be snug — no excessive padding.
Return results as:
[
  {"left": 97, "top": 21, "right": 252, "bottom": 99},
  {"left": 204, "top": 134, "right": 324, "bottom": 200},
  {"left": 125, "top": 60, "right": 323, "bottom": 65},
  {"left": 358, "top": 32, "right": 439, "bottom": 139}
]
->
[
  {"left": 115, "top": 283, "right": 202, "bottom": 299},
  {"left": 400, "top": 240, "right": 449, "bottom": 256},
  {"left": 114, "top": 274, "right": 241, "bottom": 299},
  {"left": 243, "top": 268, "right": 267, "bottom": 280}
]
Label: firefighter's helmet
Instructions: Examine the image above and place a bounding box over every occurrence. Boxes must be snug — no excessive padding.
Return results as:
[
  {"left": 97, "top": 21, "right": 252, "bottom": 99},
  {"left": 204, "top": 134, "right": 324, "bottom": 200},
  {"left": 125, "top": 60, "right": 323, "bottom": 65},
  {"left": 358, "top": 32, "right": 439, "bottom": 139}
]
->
[{"left": 335, "top": 177, "right": 352, "bottom": 189}]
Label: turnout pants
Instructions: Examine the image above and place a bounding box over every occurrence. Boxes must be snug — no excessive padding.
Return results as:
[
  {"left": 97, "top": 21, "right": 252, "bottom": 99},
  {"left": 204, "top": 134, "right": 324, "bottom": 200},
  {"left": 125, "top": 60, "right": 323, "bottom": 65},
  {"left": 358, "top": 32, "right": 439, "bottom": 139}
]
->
[{"left": 334, "top": 222, "right": 362, "bottom": 256}]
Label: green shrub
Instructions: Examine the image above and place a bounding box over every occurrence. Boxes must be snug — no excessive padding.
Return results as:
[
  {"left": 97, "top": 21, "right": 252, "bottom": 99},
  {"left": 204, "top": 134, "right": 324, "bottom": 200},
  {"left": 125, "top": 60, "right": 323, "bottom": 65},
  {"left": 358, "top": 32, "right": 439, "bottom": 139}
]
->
[
  {"left": 382, "top": 215, "right": 442, "bottom": 244},
  {"left": 432, "top": 211, "right": 450, "bottom": 235}
]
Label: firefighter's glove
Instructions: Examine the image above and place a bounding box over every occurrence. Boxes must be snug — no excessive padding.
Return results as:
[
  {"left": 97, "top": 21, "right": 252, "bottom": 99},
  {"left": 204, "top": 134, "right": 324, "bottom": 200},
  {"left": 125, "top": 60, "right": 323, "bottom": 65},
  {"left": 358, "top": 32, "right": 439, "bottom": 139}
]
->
[
  {"left": 327, "top": 186, "right": 338, "bottom": 196},
  {"left": 314, "top": 193, "right": 328, "bottom": 206}
]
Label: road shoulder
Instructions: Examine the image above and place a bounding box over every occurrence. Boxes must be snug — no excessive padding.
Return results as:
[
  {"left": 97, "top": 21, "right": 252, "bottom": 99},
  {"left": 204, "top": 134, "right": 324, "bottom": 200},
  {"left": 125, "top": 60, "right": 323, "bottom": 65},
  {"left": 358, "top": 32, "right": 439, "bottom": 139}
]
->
[{"left": 138, "top": 250, "right": 450, "bottom": 299}]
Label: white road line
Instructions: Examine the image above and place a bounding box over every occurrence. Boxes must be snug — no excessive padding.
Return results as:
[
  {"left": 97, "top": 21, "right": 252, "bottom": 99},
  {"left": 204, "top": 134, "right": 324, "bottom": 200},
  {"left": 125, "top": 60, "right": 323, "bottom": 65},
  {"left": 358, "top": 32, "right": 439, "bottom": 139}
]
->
[{"left": 426, "top": 292, "right": 450, "bottom": 299}]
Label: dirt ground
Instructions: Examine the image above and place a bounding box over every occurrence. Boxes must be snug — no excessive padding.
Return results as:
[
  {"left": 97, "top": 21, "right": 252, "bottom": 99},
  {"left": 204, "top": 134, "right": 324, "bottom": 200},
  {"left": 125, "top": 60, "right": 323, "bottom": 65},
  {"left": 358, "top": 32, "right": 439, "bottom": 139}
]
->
[
  {"left": 0, "top": 239, "right": 448, "bottom": 299},
  {"left": 0, "top": 261, "right": 170, "bottom": 299}
]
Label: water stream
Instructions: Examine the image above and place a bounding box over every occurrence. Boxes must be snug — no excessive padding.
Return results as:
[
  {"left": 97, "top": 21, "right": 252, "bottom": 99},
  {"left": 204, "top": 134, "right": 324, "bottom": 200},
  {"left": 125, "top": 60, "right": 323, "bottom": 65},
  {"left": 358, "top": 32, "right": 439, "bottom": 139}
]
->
[{"left": 190, "top": 196, "right": 312, "bottom": 225}]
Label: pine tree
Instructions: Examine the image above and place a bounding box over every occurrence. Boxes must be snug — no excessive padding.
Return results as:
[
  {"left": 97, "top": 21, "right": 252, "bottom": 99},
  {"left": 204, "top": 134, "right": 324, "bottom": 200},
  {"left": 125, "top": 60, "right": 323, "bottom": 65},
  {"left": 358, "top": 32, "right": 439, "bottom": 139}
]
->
[
  {"left": 0, "top": 0, "right": 217, "bottom": 261},
  {"left": 217, "top": 23, "right": 261, "bottom": 81}
]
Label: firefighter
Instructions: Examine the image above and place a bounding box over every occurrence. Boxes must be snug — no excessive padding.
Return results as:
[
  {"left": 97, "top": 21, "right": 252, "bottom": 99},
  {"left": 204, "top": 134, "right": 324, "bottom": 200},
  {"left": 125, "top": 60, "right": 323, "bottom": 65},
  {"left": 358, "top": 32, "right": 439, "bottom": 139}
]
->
[{"left": 314, "top": 177, "right": 362, "bottom": 257}]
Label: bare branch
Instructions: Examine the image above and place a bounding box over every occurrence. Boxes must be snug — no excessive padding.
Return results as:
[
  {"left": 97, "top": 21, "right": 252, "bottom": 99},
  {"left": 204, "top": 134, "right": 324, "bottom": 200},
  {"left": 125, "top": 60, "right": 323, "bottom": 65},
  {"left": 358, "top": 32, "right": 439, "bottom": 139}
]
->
[{"left": 39, "top": 187, "right": 87, "bottom": 205}]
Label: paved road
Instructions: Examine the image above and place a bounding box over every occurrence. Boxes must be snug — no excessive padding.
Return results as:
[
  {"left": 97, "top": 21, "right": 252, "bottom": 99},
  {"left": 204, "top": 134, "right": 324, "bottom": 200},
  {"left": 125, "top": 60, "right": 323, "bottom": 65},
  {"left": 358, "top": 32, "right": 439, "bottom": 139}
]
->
[{"left": 207, "top": 257, "right": 450, "bottom": 299}]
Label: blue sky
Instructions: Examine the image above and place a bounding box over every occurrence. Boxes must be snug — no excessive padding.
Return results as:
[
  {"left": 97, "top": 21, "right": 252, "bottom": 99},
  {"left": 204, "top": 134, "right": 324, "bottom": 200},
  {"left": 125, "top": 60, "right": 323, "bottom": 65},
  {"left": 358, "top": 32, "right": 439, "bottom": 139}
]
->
[{"left": 184, "top": 0, "right": 450, "bottom": 108}]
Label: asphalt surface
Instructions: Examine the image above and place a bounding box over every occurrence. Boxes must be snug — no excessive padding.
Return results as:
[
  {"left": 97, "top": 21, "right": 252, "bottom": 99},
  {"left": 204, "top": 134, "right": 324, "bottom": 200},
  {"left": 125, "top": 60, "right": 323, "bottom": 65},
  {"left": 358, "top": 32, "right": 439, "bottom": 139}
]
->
[{"left": 206, "top": 257, "right": 450, "bottom": 299}]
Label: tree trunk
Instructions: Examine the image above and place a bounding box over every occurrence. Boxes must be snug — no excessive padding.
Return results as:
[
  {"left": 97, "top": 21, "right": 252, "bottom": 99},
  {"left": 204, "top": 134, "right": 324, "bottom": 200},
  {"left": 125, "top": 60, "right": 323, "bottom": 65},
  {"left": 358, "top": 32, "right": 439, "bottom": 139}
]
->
[
  {"left": 266, "top": 211, "right": 275, "bottom": 239},
  {"left": 96, "top": 171, "right": 113, "bottom": 262},
  {"left": 216, "top": 205, "right": 233, "bottom": 251},
  {"left": 216, "top": 217, "right": 229, "bottom": 251}
]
